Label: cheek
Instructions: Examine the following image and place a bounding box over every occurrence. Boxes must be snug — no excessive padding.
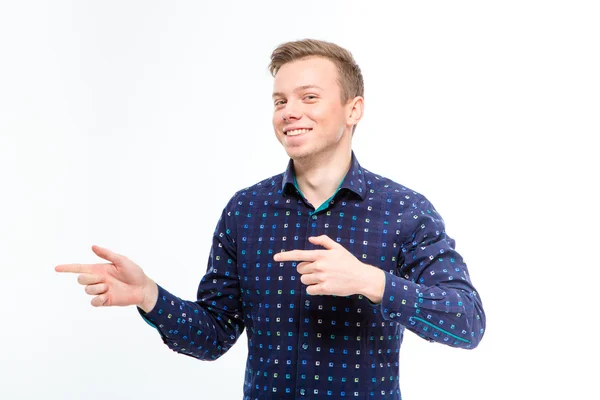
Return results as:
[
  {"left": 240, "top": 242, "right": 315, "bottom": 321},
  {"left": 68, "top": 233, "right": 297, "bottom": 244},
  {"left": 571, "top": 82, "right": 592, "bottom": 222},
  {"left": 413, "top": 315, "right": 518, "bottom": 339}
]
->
[
  {"left": 272, "top": 111, "right": 281, "bottom": 129},
  {"left": 322, "top": 100, "right": 341, "bottom": 116},
  {"left": 310, "top": 104, "right": 342, "bottom": 128}
]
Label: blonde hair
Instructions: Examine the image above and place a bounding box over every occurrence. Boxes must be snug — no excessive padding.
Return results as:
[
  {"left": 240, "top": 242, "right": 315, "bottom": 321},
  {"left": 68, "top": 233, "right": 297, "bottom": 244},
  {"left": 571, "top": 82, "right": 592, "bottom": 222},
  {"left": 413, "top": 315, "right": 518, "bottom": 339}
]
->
[{"left": 269, "top": 39, "right": 364, "bottom": 133}]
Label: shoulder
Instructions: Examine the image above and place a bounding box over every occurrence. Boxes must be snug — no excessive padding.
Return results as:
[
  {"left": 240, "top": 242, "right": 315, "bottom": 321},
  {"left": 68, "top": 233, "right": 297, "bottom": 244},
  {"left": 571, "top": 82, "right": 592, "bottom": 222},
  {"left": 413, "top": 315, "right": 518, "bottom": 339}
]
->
[
  {"left": 362, "top": 168, "right": 447, "bottom": 239},
  {"left": 223, "top": 171, "right": 285, "bottom": 211},
  {"left": 361, "top": 166, "right": 429, "bottom": 206},
  {"left": 360, "top": 166, "right": 447, "bottom": 225}
]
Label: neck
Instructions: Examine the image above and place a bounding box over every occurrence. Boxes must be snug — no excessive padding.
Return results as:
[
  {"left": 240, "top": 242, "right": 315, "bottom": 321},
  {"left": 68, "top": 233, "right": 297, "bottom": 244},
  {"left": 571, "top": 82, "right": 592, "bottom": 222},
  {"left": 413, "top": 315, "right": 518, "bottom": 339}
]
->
[{"left": 293, "top": 146, "right": 352, "bottom": 205}]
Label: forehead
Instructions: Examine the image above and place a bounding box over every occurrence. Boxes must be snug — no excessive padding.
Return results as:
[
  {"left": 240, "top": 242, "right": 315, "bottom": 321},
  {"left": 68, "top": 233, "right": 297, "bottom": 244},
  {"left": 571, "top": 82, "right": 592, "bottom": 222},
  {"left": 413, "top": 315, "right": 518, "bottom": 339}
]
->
[{"left": 273, "top": 57, "right": 340, "bottom": 94}]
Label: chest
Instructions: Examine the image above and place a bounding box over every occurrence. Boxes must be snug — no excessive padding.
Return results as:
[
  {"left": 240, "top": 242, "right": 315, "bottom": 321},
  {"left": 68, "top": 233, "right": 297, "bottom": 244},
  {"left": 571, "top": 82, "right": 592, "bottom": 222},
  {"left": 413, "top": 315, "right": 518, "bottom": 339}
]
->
[{"left": 235, "top": 196, "right": 402, "bottom": 328}]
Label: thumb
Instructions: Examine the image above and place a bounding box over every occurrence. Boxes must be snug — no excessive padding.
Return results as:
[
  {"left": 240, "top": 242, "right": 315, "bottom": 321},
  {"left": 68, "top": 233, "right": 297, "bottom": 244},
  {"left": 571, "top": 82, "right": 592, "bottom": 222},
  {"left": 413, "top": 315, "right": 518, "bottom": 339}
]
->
[
  {"left": 92, "top": 245, "right": 122, "bottom": 264},
  {"left": 308, "top": 235, "right": 338, "bottom": 250}
]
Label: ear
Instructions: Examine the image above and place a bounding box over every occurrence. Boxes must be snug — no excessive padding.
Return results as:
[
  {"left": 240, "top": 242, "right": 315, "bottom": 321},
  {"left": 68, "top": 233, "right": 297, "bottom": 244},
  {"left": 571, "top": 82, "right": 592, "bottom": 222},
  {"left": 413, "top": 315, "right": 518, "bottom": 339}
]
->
[{"left": 346, "top": 96, "right": 364, "bottom": 128}]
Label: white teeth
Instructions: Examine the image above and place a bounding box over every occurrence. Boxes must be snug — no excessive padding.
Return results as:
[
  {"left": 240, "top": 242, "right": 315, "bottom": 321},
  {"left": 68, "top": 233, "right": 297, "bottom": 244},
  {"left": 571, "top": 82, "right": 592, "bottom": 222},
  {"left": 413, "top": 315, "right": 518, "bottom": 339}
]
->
[{"left": 286, "top": 128, "right": 311, "bottom": 136}]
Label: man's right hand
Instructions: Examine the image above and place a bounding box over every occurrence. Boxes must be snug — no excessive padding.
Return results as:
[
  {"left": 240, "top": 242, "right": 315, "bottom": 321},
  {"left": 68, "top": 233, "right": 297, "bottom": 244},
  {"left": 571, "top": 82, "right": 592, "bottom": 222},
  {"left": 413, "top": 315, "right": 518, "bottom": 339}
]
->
[{"left": 55, "top": 245, "right": 158, "bottom": 313}]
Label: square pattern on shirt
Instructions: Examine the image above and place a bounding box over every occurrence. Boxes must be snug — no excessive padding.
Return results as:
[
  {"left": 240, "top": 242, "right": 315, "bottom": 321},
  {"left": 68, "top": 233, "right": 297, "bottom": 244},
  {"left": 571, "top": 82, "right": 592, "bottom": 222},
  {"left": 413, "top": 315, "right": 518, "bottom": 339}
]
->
[{"left": 138, "top": 151, "right": 485, "bottom": 399}]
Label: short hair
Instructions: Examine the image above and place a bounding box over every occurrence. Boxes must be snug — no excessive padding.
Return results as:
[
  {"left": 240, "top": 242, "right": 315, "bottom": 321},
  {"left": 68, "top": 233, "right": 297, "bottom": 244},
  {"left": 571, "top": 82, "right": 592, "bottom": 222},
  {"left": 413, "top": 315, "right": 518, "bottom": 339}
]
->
[{"left": 269, "top": 39, "right": 364, "bottom": 133}]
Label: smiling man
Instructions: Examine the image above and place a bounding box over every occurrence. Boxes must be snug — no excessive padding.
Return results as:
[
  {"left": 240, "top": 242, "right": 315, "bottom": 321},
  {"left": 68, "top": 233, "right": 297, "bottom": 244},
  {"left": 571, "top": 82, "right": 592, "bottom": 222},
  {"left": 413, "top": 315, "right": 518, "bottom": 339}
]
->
[{"left": 56, "top": 39, "right": 486, "bottom": 399}]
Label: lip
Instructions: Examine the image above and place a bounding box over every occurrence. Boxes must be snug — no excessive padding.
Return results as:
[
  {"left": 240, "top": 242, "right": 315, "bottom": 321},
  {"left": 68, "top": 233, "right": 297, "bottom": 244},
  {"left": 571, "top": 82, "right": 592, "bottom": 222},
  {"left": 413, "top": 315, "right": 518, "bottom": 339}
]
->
[{"left": 283, "top": 127, "right": 313, "bottom": 134}]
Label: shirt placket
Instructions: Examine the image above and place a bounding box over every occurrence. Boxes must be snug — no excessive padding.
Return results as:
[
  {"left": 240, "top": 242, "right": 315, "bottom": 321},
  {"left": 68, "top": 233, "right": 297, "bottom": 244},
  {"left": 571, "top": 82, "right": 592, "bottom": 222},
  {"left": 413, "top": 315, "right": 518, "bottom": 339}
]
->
[{"left": 295, "top": 198, "right": 340, "bottom": 398}]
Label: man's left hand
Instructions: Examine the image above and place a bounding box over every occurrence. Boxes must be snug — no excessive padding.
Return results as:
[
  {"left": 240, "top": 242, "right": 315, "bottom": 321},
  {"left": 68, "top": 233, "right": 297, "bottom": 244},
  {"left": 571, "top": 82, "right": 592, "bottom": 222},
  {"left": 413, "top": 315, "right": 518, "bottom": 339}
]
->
[{"left": 273, "top": 235, "right": 384, "bottom": 301}]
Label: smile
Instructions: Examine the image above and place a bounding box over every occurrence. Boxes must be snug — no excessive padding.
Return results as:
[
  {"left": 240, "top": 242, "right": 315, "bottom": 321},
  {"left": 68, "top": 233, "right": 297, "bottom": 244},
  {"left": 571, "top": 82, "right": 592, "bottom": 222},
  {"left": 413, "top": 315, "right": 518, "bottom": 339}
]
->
[{"left": 285, "top": 128, "right": 312, "bottom": 136}]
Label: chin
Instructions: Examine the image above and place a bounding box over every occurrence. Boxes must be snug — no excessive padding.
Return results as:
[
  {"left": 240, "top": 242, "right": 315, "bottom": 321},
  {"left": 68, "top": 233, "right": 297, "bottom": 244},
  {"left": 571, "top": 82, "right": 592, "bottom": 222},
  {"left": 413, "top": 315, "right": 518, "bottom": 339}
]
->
[{"left": 283, "top": 148, "right": 306, "bottom": 159}]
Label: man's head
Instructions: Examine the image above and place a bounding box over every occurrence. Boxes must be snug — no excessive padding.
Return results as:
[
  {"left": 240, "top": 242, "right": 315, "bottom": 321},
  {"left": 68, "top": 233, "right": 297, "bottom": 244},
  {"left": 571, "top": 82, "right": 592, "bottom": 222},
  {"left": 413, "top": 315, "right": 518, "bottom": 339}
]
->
[{"left": 269, "top": 39, "right": 364, "bottom": 162}]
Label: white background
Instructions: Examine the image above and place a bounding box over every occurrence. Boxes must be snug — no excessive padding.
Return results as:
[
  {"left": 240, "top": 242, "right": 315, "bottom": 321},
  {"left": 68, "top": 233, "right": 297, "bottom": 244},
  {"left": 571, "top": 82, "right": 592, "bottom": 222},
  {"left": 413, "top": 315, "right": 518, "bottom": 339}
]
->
[{"left": 1, "top": 1, "right": 598, "bottom": 399}]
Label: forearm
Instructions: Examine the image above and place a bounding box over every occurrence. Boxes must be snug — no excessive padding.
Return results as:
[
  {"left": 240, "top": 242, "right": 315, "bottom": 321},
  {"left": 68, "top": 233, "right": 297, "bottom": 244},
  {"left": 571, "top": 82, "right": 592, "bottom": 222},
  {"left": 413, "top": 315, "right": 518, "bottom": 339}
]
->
[
  {"left": 376, "top": 272, "right": 485, "bottom": 348},
  {"left": 138, "top": 283, "right": 244, "bottom": 360}
]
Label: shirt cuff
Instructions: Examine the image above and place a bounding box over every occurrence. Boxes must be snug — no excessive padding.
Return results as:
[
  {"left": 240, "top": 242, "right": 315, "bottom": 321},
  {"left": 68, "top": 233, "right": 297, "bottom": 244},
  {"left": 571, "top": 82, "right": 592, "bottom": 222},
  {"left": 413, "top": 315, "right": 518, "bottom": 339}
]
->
[
  {"left": 136, "top": 284, "right": 174, "bottom": 331},
  {"left": 372, "top": 271, "right": 420, "bottom": 325}
]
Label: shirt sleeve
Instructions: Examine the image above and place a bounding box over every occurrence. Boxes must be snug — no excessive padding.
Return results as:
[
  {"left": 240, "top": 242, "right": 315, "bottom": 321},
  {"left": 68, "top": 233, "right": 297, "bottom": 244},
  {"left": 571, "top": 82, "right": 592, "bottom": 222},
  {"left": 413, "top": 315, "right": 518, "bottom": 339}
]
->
[
  {"left": 137, "top": 196, "right": 245, "bottom": 360},
  {"left": 375, "top": 195, "right": 486, "bottom": 348}
]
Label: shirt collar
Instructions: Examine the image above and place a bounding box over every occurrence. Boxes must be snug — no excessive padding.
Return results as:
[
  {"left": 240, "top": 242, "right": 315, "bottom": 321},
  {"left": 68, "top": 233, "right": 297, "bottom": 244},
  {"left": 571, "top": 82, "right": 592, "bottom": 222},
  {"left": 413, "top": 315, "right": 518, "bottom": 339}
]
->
[{"left": 281, "top": 150, "right": 367, "bottom": 200}]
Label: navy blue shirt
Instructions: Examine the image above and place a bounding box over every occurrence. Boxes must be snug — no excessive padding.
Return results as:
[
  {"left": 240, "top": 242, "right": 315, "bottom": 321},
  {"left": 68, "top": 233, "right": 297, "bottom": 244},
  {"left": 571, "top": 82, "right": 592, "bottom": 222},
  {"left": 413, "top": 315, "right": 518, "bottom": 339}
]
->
[{"left": 138, "top": 151, "right": 486, "bottom": 399}]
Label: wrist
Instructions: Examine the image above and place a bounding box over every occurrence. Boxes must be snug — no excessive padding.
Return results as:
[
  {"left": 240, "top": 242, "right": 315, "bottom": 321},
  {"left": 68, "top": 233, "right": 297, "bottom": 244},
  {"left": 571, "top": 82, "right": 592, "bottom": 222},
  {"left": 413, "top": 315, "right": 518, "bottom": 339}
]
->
[
  {"left": 359, "top": 264, "right": 385, "bottom": 304},
  {"left": 139, "top": 277, "right": 158, "bottom": 313}
]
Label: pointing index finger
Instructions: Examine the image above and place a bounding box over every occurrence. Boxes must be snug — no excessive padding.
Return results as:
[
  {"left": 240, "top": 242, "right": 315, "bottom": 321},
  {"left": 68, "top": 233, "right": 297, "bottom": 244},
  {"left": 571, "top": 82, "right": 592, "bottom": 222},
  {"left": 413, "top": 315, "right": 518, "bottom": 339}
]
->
[
  {"left": 55, "top": 263, "right": 93, "bottom": 274},
  {"left": 274, "top": 250, "right": 321, "bottom": 262}
]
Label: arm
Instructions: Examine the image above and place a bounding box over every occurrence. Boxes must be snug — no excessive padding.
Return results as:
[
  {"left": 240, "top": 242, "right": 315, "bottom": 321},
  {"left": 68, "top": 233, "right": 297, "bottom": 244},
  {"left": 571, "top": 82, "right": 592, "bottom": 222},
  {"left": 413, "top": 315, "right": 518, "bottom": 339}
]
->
[
  {"left": 137, "top": 199, "right": 245, "bottom": 360},
  {"left": 374, "top": 195, "right": 486, "bottom": 349}
]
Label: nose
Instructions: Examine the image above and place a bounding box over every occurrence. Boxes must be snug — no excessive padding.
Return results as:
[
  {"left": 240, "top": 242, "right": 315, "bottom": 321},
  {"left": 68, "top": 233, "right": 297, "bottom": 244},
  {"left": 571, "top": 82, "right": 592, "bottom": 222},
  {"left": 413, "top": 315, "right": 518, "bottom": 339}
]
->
[{"left": 282, "top": 102, "right": 302, "bottom": 122}]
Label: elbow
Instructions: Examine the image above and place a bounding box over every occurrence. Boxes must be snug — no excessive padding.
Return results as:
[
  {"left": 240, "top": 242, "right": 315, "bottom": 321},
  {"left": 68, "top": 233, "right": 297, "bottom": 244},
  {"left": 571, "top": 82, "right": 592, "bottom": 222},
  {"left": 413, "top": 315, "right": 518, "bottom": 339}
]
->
[
  {"left": 163, "top": 337, "right": 228, "bottom": 361},
  {"left": 432, "top": 296, "right": 485, "bottom": 350},
  {"left": 461, "top": 300, "right": 486, "bottom": 350},
  {"left": 464, "top": 330, "right": 484, "bottom": 350}
]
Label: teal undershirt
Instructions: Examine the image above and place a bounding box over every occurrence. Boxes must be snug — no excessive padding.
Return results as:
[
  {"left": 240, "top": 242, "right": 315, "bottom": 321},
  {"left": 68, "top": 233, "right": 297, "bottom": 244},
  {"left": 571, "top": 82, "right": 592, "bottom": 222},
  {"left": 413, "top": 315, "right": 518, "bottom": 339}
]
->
[{"left": 293, "top": 174, "right": 344, "bottom": 216}]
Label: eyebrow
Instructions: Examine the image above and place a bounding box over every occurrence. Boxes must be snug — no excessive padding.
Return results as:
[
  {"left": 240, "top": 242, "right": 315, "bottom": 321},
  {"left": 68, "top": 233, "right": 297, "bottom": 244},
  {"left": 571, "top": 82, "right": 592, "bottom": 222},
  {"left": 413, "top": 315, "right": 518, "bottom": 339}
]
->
[{"left": 272, "top": 85, "right": 324, "bottom": 98}]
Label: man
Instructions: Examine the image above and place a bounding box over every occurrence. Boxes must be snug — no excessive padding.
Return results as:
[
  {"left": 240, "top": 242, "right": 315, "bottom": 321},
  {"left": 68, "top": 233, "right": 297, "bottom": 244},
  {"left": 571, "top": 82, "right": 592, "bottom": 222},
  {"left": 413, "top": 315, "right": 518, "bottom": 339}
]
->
[{"left": 56, "top": 38, "right": 486, "bottom": 399}]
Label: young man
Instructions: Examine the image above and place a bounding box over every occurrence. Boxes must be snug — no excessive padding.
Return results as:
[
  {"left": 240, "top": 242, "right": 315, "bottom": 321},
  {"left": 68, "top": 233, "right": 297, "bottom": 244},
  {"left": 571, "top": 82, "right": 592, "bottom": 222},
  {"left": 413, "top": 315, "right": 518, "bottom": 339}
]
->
[{"left": 56, "top": 39, "right": 486, "bottom": 399}]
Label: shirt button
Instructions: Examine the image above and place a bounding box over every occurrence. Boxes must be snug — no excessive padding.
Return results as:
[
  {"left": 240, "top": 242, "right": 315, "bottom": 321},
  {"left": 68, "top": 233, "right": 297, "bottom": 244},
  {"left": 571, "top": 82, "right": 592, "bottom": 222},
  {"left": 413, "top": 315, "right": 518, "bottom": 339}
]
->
[
  {"left": 312, "top": 215, "right": 317, "bottom": 220},
  {"left": 302, "top": 343, "right": 309, "bottom": 350},
  {"left": 305, "top": 300, "right": 310, "bottom": 306},
  {"left": 390, "top": 313, "right": 395, "bottom": 318},
  {"left": 299, "top": 388, "right": 306, "bottom": 395}
]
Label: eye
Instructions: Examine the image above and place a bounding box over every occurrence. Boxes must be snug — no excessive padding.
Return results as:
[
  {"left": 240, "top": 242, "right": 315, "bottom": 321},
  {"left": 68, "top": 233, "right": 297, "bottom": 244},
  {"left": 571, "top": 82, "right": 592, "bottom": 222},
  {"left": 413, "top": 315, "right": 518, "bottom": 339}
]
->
[
  {"left": 304, "top": 95, "right": 317, "bottom": 100},
  {"left": 274, "top": 99, "right": 286, "bottom": 107}
]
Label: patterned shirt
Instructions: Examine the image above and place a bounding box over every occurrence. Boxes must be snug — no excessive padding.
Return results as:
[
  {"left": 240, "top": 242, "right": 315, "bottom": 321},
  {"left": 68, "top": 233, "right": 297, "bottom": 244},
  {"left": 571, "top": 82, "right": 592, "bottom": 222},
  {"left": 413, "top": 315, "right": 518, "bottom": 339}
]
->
[{"left": 137, "top": 150, "right": 486, "bottom": 399}]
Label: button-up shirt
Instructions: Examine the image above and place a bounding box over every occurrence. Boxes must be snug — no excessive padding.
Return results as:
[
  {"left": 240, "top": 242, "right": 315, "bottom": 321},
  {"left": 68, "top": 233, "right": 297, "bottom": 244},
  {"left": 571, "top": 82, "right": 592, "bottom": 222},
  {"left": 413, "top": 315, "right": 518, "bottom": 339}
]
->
[{"left": 138, "top": 151, "right": 486, "bottom": 399}]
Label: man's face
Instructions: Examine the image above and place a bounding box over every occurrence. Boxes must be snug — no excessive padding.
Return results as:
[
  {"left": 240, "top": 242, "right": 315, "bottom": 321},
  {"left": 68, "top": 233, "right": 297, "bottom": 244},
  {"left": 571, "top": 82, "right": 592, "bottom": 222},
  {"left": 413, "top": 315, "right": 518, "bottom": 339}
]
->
[{"left": 272, "top": 56, "right": 354, "bottom": 161}]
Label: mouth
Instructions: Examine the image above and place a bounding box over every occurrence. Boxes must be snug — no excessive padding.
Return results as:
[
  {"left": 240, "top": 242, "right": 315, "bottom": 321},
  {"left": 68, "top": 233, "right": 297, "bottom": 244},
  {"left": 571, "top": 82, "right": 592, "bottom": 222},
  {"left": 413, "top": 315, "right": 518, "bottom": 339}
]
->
[{"left": 284, "top": 128, "right": 312, "bottom": 136}]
